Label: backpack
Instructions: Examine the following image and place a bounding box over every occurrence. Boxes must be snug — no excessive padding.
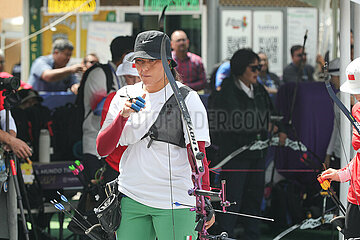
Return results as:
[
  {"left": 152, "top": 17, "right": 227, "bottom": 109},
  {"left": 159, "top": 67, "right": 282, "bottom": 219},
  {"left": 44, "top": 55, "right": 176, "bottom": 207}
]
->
[
  {"left": 75, "top": 63, "right": 114, "bottom": 109},
  {"left": 51, "top": 63, "right": 114, "bottom": 161}
]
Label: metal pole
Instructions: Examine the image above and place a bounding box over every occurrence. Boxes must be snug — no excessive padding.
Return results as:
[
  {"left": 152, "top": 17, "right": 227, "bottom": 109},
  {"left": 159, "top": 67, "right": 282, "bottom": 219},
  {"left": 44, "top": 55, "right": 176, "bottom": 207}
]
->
[
  {"left": 339, "top": 1, "right": 351, "bottom": 239},
  {"left": 206, "top": 0, "right": 218, "bottom": 77},
  {"left": 76, "top": 13, "right": 81, "bottom": 58},
  {"left": 354, "top": 3, "right": 360, "bottom": 58},
  {"left": 332, "top": 0, "right": 339, "bottom": 59},
  {"left": 22, "top": 0, "right": 30, "bottom": 83},
  {"left": 7, "top": 168, "right": 17, "bottom": 240}
]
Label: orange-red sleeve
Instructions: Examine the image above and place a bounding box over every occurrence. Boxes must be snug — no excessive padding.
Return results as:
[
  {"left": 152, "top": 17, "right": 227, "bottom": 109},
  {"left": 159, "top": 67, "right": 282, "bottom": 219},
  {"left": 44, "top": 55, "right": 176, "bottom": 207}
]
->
[{"left": 352, "top": 102, "right": 360, "bottom": 150}]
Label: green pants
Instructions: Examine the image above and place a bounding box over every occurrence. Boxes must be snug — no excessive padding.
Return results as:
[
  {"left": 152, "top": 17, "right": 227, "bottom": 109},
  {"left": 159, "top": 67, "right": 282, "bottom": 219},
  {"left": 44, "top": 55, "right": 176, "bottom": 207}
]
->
[{"left": 116, "top": 197, "right": 197, "bottom": 240}]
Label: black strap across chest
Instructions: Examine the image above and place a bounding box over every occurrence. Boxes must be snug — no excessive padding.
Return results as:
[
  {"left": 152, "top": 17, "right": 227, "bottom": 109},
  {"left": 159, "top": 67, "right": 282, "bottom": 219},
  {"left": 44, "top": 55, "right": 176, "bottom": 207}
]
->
[{"left": 142, "top": 86, "right": 192, "bottom": 148}]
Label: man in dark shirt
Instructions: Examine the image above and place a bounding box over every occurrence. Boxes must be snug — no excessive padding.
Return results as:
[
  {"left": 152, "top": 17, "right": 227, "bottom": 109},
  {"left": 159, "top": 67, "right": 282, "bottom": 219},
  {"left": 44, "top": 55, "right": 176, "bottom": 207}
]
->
[
  {"left": 171, "top": 30, "right": 206, "bottom": 91},
  {"left": 282, "top": 45, "right": 314, "bottom": 83}
]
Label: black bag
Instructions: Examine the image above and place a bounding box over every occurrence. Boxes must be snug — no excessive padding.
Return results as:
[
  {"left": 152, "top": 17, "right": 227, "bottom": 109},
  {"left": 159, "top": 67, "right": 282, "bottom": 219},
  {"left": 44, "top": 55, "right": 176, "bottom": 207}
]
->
[
  {"left": 11, "top": 104, "right": 52, "bottom": 162},
  {"left": 51, "top": 103, "right": 83, "bottom": 161},
  {"left": 67, "top": 183, "right": 108, "bottom": 235},
  {"left": 51, "top": 63, "right": 114, "bottom": 161},
  {"left": 94, "top": 179, "right": 121, "bottom": 233},
  {"left": 68, "top": 180, "right": 119, "bottom": 239},
  {"left": 94, "top": 193, "right": 121, "bottom": 233}
]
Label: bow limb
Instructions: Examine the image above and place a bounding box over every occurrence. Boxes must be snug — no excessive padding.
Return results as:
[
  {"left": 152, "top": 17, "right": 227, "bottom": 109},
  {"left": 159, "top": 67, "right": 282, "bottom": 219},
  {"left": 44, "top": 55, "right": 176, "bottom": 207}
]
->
[
  {"left": 160, "top": 35, "right": 209, "bottom": 239},
  {"left": 212, "top": 136, "right": 308, "bottom": 170},
  {"left": 325, "top": 79, "right": 360, "bottom": 134}
]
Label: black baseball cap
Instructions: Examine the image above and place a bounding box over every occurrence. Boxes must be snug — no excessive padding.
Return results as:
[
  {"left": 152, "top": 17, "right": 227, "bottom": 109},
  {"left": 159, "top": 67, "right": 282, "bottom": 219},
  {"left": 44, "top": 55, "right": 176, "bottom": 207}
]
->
[
  {"left": 18, "top": 89, "right": 43, "bottom": 104},
  {"left": 127, "top": 30, "right": 175, "bottom": 65}
]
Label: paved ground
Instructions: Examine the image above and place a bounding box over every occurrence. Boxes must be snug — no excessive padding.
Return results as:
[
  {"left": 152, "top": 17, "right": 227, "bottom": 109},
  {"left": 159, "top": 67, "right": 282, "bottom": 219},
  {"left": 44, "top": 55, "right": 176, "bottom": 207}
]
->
[
  {"left": 46, "top": 216, "right": 339, "bottom": 240},
  {"left": 259, "top": 223, "right": 338, "bottom": 240}
]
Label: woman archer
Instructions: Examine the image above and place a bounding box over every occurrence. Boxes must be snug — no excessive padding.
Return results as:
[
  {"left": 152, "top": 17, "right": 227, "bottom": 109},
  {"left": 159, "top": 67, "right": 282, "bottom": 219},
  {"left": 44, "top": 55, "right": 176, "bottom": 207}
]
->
[{"left": 96, "top": 30, "right": 215, "bottom": 240}]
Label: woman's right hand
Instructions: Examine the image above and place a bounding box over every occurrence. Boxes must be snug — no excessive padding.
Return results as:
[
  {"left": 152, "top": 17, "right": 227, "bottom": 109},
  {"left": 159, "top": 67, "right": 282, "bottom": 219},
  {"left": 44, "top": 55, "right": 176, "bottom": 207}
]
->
[
  {"left": 321, "top": 168, "right": 340, "bottom": 182},
  {"left": 120, "top": 93, "right": 146, "bottom": 118}
]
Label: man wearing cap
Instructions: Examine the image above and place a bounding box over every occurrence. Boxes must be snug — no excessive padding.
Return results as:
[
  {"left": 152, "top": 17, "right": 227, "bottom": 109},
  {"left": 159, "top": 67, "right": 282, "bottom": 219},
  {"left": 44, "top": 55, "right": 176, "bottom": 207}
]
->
[
  {"left": 171, "top": 30, "right": 207, "bottom": 91},
  {"left": 81, "top": 36, "right": 134, "bottom": 184},
  {"left": 116, "top": 52, "right": 140, "bottom": 85},
  {"left": 325, "top": 58, "right": 341, "bottom": 169},
  {"left": 321, "top": 57, "right": 360, "bottom": 239}
]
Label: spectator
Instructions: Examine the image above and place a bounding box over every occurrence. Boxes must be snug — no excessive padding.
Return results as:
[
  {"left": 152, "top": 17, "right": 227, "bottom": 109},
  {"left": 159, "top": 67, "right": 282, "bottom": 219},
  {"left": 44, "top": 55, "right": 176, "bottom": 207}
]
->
[
  {"left": 83, "top": 53, "right": 99, "bottom": 70},
  {"left": 116, "top": 52, "right": 140, "bottom": 86},
  {"left": 257, "top": 52, "right": 281, "bottom": 102},
  {"left": 28, "top": 39, "right": 84, "bottom": 93},
  {"left": 11, "top": 88, "right": 51, "bottom": 162},
  {"left": 283, "top": 45, "right": 314, "bottom": 83},
  {"left": 325, "top": 58, "right": 341, "bottom": 169},
  {"left": 69, "top": 53, "right": 100, "bottom": 95},
  {"left": 81, "top": 36, "right": 134, "bottom": 184},
  {"left": 211, "top": 48, "right": 286, "bottom": 239},
  {"left": 0, "top": 113, "right": 32, "bottom": 239},
  {"left": 0, "top": 72, "right": 32, "bottom": 240},
  {"left": 214, "top": 61, "right": 230, "bottom": 91},
  {"left": 0, "top": 72, "right": 32, "bottom": 159},
  {"left": 16, "top": 89, "right": 43, "bottom": 110},
  {"left": 321, "top": 57, "right": 360, "bottom": 239},
  {"left": 171, "top": 30, "right": 206, "bottom": 91}
]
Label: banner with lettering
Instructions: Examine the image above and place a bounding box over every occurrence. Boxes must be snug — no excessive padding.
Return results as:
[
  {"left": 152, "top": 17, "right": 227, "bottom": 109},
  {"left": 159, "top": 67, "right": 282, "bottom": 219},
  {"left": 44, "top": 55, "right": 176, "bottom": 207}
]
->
[
  {"left": 221, "top": 10, "right": 252, "bottom": 60},
  {"left": 29, "top": 0, "right": 42, "bottom": 66}
]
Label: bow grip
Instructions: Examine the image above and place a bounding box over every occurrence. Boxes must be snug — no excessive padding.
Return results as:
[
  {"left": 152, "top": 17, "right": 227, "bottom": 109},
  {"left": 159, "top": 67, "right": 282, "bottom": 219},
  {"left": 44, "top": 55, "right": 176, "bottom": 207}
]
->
[{"left": 317, "top": 176, "right": 330, "bottom": 190}]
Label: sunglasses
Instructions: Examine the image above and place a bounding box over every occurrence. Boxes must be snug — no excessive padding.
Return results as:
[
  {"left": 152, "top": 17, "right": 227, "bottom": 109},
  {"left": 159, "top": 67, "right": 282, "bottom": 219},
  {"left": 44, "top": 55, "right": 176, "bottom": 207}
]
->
[
  {"left": 249, "top": 64, "right": 262, "bottom": 73},
  {"left": 85, "top": 60, "right": 98, "bottom": 64},
  {"left": 296, "top": 53, "right": 307, "bottom": 58}
]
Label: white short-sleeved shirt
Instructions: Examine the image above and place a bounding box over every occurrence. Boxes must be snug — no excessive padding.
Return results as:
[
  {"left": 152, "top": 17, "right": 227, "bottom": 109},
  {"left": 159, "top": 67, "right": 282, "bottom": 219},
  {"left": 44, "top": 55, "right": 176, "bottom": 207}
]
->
[
  {"left": 0, "top": 110, "right": 16, "bottom": 133},
  {"left": 100, "top": 81, "right": 210, "bottom": 209}
]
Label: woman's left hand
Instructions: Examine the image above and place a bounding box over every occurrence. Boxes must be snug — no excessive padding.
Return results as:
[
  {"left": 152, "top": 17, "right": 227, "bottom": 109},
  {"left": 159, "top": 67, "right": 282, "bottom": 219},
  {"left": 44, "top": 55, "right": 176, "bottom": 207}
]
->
[{"left": 205, "top": 215, "right": 215, "bottom": 230}]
